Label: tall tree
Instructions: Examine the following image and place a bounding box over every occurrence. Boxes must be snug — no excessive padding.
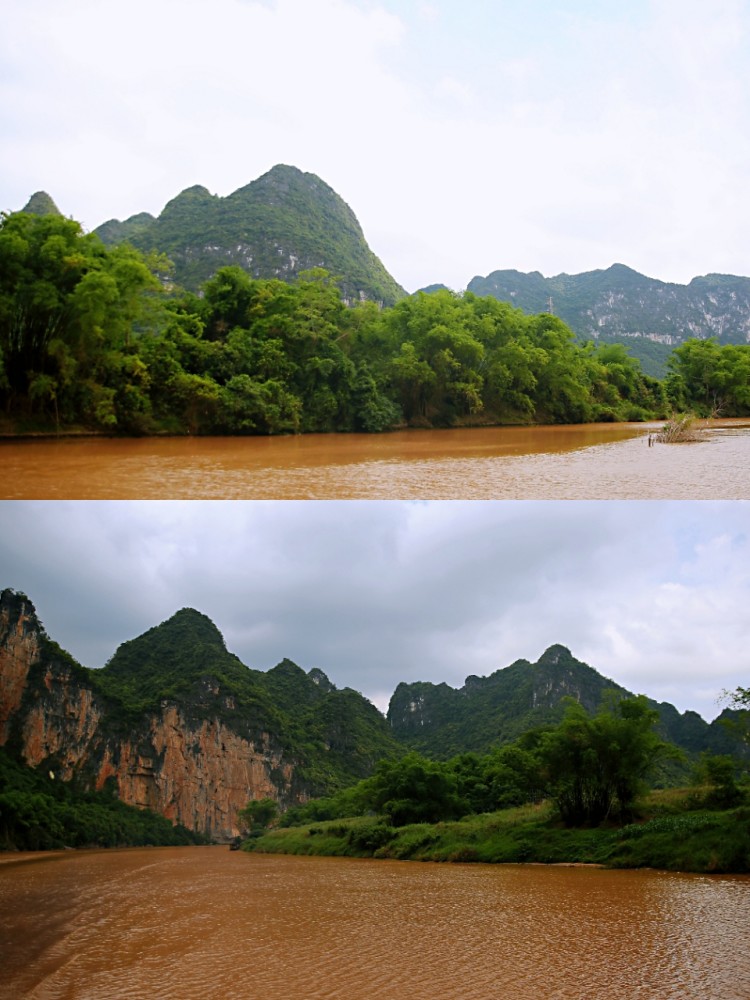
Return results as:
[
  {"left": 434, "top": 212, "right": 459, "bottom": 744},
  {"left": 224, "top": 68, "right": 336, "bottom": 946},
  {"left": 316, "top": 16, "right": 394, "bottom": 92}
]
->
[{"left": 538, "top": 696, "right": 678, "bottom": 825}]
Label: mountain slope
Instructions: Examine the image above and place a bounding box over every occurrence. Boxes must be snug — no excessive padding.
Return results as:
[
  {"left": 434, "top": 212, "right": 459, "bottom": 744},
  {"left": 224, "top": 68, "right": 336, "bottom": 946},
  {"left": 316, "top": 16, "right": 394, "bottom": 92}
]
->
[
  {"left": 21, "top": 191, "right": 61, "bottom": 216},
  {"left": 94, "top": 164, "right": 406, "bottom": 305},
  {"left": 468, "top": 264, "right": 750, "bottom": 377},
  {"left": 388, "top": 644, "right": 740, "bottom": 761},
  {"left": 0, "top": 591, "right": 399, "bottom": 840}
]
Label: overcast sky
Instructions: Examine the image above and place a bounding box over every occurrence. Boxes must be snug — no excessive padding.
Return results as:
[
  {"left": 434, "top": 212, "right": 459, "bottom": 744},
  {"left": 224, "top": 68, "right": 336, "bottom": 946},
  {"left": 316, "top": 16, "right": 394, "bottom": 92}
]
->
[
  {"left": 2, "top": 0, "right": 750, "bottom": 292},
  {"left": 1, "top": 500, "right": 747, "bottom": 722}
]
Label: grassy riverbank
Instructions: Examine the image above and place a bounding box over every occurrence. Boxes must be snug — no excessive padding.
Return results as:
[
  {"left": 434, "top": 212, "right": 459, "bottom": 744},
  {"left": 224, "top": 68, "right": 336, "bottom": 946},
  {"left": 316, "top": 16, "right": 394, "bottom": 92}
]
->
[{"left": 244, "top": 793, "right": 750, "bottom": 874}]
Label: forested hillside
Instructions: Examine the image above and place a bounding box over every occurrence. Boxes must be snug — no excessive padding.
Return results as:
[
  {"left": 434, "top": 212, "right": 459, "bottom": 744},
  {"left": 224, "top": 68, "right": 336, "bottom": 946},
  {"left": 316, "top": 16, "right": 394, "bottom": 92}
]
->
[
  {"left": 468, "top": 264, "right": 750, "bottom": 378},
  {"left": 2, "top": 589, "right": 747, "bottom": 854},
  {"left": 388, "top": 644, "right": 741, "bottom": 763},
  {"left": 2, "top": 209, "right": 749, "bottom": 437},
  {"left": 94, "top": 164, "right": 405, "bottom": 306}
]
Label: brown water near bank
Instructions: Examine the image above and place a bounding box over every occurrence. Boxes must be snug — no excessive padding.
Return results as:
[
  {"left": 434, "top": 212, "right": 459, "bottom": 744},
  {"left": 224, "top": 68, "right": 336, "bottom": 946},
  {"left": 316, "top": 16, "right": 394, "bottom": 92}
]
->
[
  {"left": 1, "top": 847, "right": 748, "bottom": 999},
  {"left": 2, "top": 419, "right": 749, "bottom": 498}
]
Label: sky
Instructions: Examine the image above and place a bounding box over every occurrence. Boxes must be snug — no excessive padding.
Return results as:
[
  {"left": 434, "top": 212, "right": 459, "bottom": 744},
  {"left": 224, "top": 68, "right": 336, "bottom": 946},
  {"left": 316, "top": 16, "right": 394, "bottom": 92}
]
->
[
  {"left": 2, "top": 0, "right": 750, "bottom": 293},
  {"left": 1, "top": 500, "right": 747, "bottom": 722}
]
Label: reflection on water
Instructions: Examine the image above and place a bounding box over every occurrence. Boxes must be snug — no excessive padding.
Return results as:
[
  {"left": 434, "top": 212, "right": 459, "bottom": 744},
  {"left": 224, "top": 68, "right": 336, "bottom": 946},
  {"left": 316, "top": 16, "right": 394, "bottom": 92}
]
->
[
  {"left": 2, "top": 420, "right": 749, "bottom": 499},
  {"left": 1, "top": 848, "right": 749, "bottom": 1000}
]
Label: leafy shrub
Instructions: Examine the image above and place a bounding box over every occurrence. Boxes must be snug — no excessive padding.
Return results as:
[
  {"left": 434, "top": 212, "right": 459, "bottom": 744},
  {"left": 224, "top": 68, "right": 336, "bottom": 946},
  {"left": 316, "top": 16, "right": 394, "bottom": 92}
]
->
[{"left": 347, "top": 821, "right": 395, "bottom": 853}]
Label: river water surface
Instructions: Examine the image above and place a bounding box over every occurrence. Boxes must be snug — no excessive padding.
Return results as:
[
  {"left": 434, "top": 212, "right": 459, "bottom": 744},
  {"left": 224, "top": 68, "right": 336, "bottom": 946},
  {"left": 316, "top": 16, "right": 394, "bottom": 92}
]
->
[
  {"left": 1, "top": 848, "right": 749, "bottom": 1000},
  {"left": 2, "top": 420, "right": 750, "bottom": 499}
]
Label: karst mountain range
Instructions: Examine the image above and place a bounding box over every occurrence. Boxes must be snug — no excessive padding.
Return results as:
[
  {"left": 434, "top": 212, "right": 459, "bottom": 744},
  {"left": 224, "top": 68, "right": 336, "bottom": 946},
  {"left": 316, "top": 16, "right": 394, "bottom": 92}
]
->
[
  {"left": 0, "top": 589, "right": 741, "bottom": 841},
  {"left": 21, "top": 165, "right": 750, "bottom": 379}
]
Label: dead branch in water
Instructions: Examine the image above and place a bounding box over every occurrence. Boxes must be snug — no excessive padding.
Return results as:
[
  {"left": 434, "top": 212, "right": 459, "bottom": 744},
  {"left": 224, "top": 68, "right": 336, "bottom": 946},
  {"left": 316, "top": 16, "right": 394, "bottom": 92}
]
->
[{"left": 649, "top": 414, "right": 701, "bottom": 445}]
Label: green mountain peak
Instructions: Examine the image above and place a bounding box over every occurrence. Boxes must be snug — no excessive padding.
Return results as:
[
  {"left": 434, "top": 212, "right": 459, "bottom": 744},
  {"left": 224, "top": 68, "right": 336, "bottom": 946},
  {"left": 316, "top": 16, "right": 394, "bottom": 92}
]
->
[
  {"left": 22, "top": 191, "right": 61, "bottom": 216},
  {"left": 94, "top": 165, "right": 405, "bottom": 305}
]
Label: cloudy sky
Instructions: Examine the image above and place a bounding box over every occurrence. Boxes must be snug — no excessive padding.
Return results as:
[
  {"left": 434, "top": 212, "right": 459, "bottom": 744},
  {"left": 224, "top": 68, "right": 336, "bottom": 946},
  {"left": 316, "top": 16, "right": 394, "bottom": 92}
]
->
[
  {"left": 2, "top": 0, "right": 749, "bottom": 292},
  {"left": 1, "top": 500, "right": 747, "bottom": 722}
]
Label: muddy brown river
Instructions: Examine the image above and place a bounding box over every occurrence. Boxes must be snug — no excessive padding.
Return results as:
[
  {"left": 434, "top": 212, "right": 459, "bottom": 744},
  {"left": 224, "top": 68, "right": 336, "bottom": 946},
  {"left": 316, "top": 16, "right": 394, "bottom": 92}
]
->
[
  {"left": 2, "top": 420, "right": 749, "bottom": 499},
  {"left": 1, "top": 848, "right": 749, "bottom": 999}
]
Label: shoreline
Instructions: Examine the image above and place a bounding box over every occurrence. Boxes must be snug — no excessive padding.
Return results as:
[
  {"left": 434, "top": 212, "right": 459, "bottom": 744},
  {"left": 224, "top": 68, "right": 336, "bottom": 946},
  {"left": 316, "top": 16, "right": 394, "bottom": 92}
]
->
[{"left": 1, "top": 416, "right": 748, "bottom": 443}]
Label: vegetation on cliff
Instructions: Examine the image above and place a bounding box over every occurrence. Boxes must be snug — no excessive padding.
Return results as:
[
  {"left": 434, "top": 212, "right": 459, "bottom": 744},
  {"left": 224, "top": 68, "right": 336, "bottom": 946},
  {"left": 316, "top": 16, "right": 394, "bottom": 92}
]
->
[
  {"left": 3, "top": 208, "right": 749, "bottom": 437},
  {"left": 0, "top": 748, "right": 206, "bottom": 851},
  {"left": 96, "top": 608, "right": 287, "bottom": 733},
  {"left": 468, "top": 264, "right": 750, "bottom": 379},
  {"left": 94, "top": 165, "right": 406, "bottom": 305},
  {"left": 96, "top": 608, "right": 402, "bottom": 793}
]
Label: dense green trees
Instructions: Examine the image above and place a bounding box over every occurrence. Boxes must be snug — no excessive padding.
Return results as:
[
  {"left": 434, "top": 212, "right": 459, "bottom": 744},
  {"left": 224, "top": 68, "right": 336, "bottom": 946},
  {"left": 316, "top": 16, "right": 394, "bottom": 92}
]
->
[
  {"left": 537, "top": 696, "right": 678, "bottom": 825},
  {"left": 368, "top": 752, "right": 468, "bottom": 825},
  {"left": 3, "top": 208, "right": 747, "bottom": 436},
  {"left": 723, "top": 685, "right": 750, "bottom": 746},
  {"left": 277, "top": 695, "right": 692, "bottom": 830},
  {"left": 0, "top": 210, "right": 163, "bottom": 432},
  {"left": 666, "top": 339, "right": 750, "bottom": 416},
  {"left": 0, "top": 749, "right": 203, "bottom": 850},
  {"left": 238, "top": 798, "right": 279, "bottom": 832}
]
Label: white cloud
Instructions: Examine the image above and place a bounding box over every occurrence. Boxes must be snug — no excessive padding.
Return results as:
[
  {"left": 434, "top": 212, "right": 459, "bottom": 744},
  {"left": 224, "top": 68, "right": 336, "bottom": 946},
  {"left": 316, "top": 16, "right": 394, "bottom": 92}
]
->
[
  {"left": 2, "top": 0, "right": 750, "bottom": 290},
  {"left": 434, "top": 75, "right": 474, "bottom": 105}
]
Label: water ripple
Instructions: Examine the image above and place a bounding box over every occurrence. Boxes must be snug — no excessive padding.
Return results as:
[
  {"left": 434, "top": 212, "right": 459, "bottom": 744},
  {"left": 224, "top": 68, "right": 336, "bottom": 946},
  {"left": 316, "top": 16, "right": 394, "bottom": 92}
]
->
[
  {"left": 2, "top": 422, "right": 749, "bottom": 498},
  {"left": 2, "top": 850, "right": 749, "bottom": 999}
]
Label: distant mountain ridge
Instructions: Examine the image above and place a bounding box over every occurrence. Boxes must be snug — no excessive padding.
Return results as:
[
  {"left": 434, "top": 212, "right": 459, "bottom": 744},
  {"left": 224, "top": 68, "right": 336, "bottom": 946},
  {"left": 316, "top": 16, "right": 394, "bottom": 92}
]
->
[
  {"left": 468, "top": 264, "right": 750, "bottom": 376},
  {"left": 388, "top": 643, "right": 739, "bottom": 761},
  {"left": 93, "top": 164, "right": 406, "bottom": 306},
  {"left": 18, "top": 178, "right": 750, "bottom": 376},
  {"left": 1, "top": 589, "right": 744, "bottom": 841}
]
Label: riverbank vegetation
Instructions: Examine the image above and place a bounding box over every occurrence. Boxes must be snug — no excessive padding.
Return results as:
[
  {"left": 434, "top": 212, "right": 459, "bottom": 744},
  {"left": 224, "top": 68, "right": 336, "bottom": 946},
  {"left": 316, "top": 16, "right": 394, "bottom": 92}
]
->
[
  {"left": 0, "top": 748, "right": 207, "bottom": 851},
  {"left": 243, "top": 696, "right": 750, "bottom": 874},
  {"left": 3, "top": 210, "right": 750, "bottom": 437},
  {"left": 245, "top": 796, "right": 749, "bottom": 874}
]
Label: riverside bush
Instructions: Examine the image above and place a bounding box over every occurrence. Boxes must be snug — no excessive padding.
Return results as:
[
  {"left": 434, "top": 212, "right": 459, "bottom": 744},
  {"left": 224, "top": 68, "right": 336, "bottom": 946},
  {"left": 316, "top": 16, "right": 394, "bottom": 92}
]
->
[{"left": 246, "top": 799, "right": 750, "bottom": 873}]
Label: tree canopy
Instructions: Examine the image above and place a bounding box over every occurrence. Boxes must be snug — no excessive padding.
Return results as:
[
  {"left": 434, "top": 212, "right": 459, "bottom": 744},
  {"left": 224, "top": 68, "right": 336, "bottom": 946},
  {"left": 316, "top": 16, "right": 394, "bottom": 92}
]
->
[
  {"left": 537, "top": 696, "right": 679, "bottom": 825},
  {"left": 3, "top": 209, "right": 748, "bottom": 436},
  {"left": 278, "top": 695, "right": 686, "bottom": 830}
]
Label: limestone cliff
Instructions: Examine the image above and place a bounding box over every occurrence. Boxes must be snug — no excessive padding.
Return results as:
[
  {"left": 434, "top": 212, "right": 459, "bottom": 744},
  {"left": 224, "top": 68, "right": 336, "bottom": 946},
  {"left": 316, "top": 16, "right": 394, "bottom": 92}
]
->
[
  {"left": 468, "top": 264, "right": 750, "bottom": 347},
  {"left": 0, "top": 590, "right": 41, "bottom": 745},
  {"left": 0, "top": 590, "right": 300, "bottom": 841}
]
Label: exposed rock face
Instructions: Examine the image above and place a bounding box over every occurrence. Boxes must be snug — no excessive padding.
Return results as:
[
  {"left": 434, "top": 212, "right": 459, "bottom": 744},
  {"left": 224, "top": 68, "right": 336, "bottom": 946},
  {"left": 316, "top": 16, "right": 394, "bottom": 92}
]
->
[
  {"left": 88, "top": 705, "right": 294, "bottom": 837},
  {"left": 0, "top": 591, "right": 41, "bottom": 745},
  {"left": 21, "top": 663, "right": 104, "bottom": 773},
  {"left": 468, "top": 264, "right": 750, "bottom": 347},
  {"left": 0, "top": 590, "right": 298, "bottom": 841}
]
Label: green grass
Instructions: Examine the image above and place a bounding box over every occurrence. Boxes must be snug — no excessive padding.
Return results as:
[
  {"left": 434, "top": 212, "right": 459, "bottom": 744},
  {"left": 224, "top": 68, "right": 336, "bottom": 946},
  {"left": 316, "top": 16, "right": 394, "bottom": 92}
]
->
[{"left": 244, "top": 793, "right": 750, "bottom": 873}]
